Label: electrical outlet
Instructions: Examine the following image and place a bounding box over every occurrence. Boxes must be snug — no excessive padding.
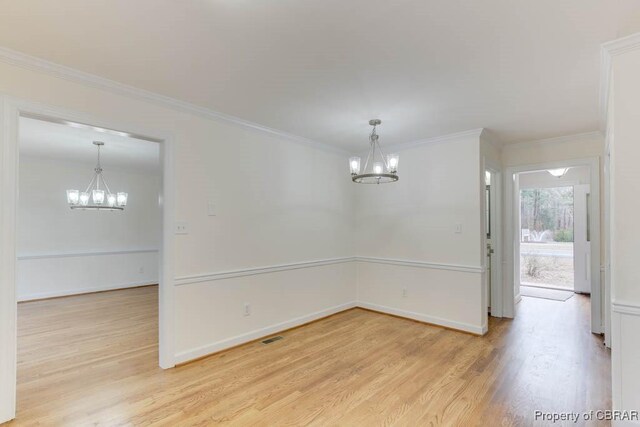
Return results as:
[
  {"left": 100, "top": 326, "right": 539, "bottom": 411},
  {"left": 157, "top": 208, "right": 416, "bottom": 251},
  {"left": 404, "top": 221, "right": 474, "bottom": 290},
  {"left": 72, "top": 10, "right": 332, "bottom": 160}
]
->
[
  {"left": 244, "top": 303, "right": 251, "bottom": 316},
  {"left": 402, "top": 288, "right": 408, "bottom": 298},
  {"left": 175, "top": 221, "right": 189, "bottom": 234}
]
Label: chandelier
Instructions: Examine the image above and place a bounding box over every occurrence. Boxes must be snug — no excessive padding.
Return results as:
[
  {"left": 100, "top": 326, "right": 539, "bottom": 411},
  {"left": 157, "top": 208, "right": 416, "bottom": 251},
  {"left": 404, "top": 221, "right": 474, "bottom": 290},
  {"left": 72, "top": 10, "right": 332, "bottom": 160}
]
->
[
  {"left": 65, "top": 141, "right": 128, "bottom": 210},
  {"left": 349, "top": 119, "right": 399, "bottom": 184}
]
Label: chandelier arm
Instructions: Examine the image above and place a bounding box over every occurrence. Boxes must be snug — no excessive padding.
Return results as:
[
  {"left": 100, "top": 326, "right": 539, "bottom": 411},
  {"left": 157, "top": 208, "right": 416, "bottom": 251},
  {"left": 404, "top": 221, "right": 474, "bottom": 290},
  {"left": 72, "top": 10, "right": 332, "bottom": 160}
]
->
[
  {"left": 362, "top": 139, "right": 373, "bottom": 172},
  {"left": 370, "top": 138, "right": 376, "bottom": 168},
  {"left": 100, "top": 174, "right": 113, "bottom": 195},
  {"left": 84, "top": 172, "right": 98, "bottom": 193},
  {"left": 362, "top": 150, "right": 371, "bottom": 173},
  {"left": 376, "top": 140, "right": 390, "bottom": 170}
]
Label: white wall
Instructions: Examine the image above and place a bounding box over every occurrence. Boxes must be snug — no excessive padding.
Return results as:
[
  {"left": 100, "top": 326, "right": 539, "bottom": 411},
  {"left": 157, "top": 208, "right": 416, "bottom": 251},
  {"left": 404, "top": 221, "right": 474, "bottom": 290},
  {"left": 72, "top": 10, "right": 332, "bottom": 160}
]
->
[
  {"left": 608, "top": 38, "right": 640, "bottom": 423},
  {"left": 355, "top": 133, "right": 487, "bottom": 334},
  {"left": 0, "top": 56, "right": 358, "bottom": 382},
  {"left": 17, "top": 155, "right": 161, "bottom": 300},
  {"left": 0, "top": 52, "right": 497, "bottom": 422}
]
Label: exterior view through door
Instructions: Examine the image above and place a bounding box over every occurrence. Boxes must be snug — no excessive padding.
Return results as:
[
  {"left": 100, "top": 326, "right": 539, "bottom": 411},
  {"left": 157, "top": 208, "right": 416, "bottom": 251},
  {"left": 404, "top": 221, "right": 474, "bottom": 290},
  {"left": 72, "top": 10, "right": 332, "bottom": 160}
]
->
[{"left": 519, "top": 166, "right": 591, "bottom": 295}]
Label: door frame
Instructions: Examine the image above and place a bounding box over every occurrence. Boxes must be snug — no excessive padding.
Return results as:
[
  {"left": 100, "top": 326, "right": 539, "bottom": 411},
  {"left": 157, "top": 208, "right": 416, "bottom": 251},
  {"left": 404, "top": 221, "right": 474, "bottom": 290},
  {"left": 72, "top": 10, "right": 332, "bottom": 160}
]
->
[
  {"left": 484, "top": 166, "right": 504, "bottom": 318},
  {"left": 503, "top": 157, "right": 602, "bottom": 334},
  {"left": 0, "top": 96, "right": 176, "bottom": 422}
]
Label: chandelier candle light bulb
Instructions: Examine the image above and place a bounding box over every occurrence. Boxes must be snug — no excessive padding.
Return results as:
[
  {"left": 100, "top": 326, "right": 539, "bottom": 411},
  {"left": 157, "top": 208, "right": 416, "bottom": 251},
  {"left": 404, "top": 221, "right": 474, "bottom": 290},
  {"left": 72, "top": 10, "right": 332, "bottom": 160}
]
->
[
  {"left": 386, "top": 154, "right": 399, "bottom": 173},
  {"left": 66, "top": 141, "right": 127, "bottom": 211},
  {"left": 92, "top": 189, "right": 105, "bottom": 205},
  {"left": 349, "top": 119, "right": 399, "bottom": 184},
  {"left": 79, "top": 192, "right": 90, "bottom": 206},
  {"left": 66, "top": 189, "right": 80, "bottom": 205},
  {"left": 349, "top": 157, "right": 361, "bottom": 175},
  {"left": 116, "top": 192, "right": 128, "bottom": 207}
]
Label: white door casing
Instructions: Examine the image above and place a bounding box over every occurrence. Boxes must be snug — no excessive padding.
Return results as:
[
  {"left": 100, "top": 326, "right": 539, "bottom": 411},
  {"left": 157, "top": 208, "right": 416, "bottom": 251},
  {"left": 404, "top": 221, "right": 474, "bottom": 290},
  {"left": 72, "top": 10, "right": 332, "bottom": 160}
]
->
[{"left": 573, "top": 184, "right": 591, "bottom": 294}]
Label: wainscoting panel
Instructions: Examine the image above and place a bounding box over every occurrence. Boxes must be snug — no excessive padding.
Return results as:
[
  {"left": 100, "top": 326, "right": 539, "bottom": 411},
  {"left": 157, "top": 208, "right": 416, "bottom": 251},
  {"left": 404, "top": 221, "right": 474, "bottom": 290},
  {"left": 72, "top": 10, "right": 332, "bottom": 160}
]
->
[
  {"left": 17, "top": 249, "right": 159, "bottom": 301},
  {"left": 612, "top": 301, "right": 640, "bottom": 425},
  {"left": 356, "top": 260, "right": 486, "bottom": 335},
  {"left": 174, "top": 260, "right": 358, "bottom": 363}
]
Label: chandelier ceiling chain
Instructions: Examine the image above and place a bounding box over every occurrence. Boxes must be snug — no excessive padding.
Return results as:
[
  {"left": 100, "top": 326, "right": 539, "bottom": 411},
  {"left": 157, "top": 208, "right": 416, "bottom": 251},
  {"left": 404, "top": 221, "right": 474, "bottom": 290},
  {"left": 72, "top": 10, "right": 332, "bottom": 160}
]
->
[
  {"left": 349, "top": 119, "right": 399, "bottom": 184},
  {"left": 66, "top": 141, "right": 128, "bottom": 211}
]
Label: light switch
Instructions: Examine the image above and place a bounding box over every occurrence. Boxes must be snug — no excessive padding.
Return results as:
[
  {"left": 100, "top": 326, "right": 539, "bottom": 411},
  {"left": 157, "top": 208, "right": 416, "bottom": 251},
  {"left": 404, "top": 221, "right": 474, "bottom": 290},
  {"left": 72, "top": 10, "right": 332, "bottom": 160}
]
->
[
  {"left": 455, "top": 223, "right": 463, "bottom": 234},
  {"left": 207, "top": 201, "right": 217, "bottom": 216},
  {"left": 175, "top": 221, "right": 189, "bottom": 234}
]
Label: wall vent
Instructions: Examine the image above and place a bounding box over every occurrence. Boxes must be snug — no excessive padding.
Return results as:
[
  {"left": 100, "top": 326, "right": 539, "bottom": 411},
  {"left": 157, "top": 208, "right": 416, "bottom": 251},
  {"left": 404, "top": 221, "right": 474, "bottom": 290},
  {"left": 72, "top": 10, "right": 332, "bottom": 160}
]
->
[{"left": 262, "top": 336, "right": 283, "bottom": 344}]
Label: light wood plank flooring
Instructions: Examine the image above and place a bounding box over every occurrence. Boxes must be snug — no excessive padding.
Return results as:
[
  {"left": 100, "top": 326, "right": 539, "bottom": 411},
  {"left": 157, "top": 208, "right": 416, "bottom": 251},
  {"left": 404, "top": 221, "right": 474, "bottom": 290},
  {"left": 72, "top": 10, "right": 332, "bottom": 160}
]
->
[{"left": 9, "top": 286, "right": 610, "bottom": 426}]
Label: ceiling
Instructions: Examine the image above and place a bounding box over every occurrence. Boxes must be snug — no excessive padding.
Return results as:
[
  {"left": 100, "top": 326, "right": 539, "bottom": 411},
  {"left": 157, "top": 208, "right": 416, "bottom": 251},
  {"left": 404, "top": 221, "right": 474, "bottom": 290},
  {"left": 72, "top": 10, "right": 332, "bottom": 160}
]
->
[
  {"left": 2, "top": 0, "right": 640, "bottom": 151},
  {"left": 19, "top": 117, "right": 160, "bottom": 172}
]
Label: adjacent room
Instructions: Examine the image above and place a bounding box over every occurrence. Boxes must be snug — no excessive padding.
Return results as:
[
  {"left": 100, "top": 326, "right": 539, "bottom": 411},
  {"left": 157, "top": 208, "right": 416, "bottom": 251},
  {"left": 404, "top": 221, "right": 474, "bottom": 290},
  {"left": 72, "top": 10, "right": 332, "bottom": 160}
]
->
[
  {"left": 16, "top": 116, "right": 162, "bottom": 417},
  {"left": 1, "top": 1, "right": 640, "bottom": 425}
]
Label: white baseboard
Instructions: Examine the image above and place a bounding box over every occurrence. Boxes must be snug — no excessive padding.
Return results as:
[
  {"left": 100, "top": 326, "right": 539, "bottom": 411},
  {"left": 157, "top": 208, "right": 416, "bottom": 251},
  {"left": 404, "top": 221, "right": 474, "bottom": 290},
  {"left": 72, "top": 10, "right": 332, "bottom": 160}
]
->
[
  {"left": 174, "top": 301, "right": 358, "bottom": 364},
  {"left": 357, "top": 301, "right": 487, "bottom": 335},
  {"left": 174, "top": 299, "right": 490, "bottom": 364},
  {"left": 17, "top": 281, "right": 158, "bottom": 302}
]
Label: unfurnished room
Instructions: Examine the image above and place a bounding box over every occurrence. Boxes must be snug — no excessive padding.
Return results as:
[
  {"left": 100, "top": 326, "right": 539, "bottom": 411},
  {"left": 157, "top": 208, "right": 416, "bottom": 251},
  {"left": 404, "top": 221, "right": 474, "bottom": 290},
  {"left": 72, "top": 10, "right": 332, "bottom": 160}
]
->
[{"left": 1, "top": 1, "right": 640, "bottom": 426}]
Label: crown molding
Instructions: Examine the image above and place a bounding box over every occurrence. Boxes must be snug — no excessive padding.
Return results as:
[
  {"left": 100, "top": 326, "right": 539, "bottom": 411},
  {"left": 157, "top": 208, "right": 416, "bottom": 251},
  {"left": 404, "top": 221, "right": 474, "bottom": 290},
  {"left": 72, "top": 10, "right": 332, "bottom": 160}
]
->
[
  {"left": 502, "top": 131, "right": 604, "bottom": 150},
  {"left": 0, "top": 46, "right": 349, "bottom": 156},
  {"left": 599, "top": 32, "right": 640, "bottom": 133},
  {"left": 602, "top": 32, "right": 640, "bottom": 57},
  {"left": 380, "top": 128, "right": 485, "bottom": 153}
]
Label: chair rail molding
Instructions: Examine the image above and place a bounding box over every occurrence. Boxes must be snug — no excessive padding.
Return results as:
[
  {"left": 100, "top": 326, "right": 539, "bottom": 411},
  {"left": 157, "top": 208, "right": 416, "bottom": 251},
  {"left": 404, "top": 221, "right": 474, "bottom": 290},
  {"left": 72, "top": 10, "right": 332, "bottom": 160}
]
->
[
  {"left": 174, "top": 256, "right": 485, "bottom": 287},
  {"left": 174, "top": 257, "right": 357, "bottom": 286},
  {"left": 355, "top": 256, "right": 484, "bottom": 274},
  {"left": 17, "top": 248, "right": 159, "bottom": 260},
  {"left": 612, "top": 300, "right": 640, "bottom": 316}
]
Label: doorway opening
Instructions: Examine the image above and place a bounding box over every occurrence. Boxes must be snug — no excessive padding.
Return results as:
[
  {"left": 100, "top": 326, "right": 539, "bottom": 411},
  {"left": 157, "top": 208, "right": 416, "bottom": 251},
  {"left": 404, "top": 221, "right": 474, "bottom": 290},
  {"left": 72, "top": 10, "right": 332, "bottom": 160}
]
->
[
  {"left": 511, "top": 164, "right": 600, "bottom": 334},
  {"left": 518, "top": 165, "right": 592, "bottom": 297},
  {"left": 15, "top": 114, "right": 163, "bottom": 419}
]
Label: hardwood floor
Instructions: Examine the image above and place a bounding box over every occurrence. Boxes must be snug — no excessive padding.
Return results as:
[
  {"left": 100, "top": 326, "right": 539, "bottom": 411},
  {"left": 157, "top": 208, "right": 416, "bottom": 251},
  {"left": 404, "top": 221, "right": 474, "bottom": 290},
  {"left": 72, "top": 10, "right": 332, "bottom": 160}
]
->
[{"left": 10, "top": 286, "right": 610, "bottom": 426}]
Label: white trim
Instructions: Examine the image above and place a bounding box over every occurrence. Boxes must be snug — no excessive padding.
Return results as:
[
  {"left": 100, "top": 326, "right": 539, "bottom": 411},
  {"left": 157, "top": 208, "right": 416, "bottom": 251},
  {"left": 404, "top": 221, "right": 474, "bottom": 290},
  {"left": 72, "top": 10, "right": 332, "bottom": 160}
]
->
[
  {"left": 357, "top": 302, "right": 487, "bottom": 335},
  {"left": 600, "top": 43, "right": 613, "bottom": 132},
  {"left": 612, "top": 301, "right": 640, "bottom": 316},
  {"left": 384, "top": 128, "right": 484, "bottom": 153},
  {"left": 484, "top": 164, "right": 503, "bottom": 318},
  {"left": 0, "top": 46, "right": 348, "bottom": 156},
  {"left": 600, "top": 33, "right": 640, "bottom": 133},
  {"left": 17, "top": 248, "right": 158, "bottom": 260},
  {"left": 0, "top": 94, "right": 18, "bottom": 424},
  {"left": 602, "top": 32, "right": 640, "bottom": 58},
  {"left": 356, "top": 256, "right": 484, "bottom": 274},
  {"left": 175, "top": 257, "right": 357, "bottom": 286},
  {"left": 174, "top": 301, "right": 358, "bottom": 364},
  {"left": 17, "top": 281, "right": 157, "bottom": 302},
  {"left": 504, "top": 131, "right": 604, "bottom": 150},
  {"left": 174, "top": 256, "right": 484, "bottom": 287}
]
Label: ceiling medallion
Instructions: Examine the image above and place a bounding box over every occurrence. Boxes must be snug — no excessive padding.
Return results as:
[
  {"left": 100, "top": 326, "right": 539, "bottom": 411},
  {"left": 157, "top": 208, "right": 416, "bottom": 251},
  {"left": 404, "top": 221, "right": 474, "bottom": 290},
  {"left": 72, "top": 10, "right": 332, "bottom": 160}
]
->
[
  {"left": 349, "top": 119, "right": 399, "bottom": 184},
  {"left": 66, "top": 141, "right": 128, "bottom": 211}
]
